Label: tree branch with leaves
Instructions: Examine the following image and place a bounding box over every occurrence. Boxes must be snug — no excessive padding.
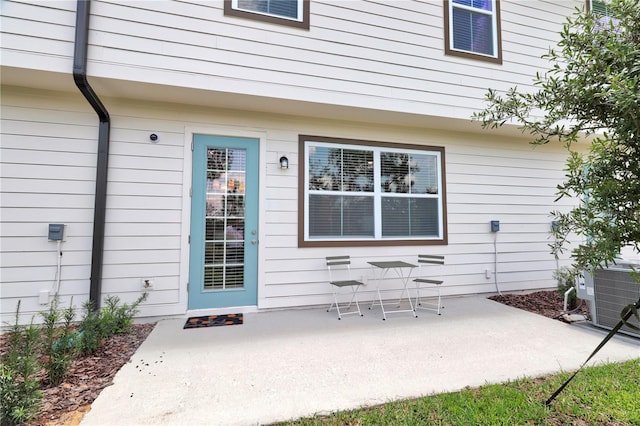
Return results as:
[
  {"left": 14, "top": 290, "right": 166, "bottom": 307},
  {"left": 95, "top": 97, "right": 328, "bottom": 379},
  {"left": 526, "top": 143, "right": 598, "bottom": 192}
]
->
[
  {"left": 474, "top": 0, "right": 640, "bottom": 404},
  {"left": 474, "top": 0, "right": 640, "bottom": 273}
]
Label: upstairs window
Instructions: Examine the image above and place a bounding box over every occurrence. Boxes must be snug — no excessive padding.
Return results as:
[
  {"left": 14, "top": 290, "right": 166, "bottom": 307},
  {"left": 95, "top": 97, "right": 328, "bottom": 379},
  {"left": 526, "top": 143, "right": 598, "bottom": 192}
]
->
[
  {"left": 444, "top": 0, "right": 502, "bottom": 64},
  {"left": 299, "top": 136, "right": 447, "bottom": 247},
  {"left": 588, "top": 0, "right": 611, "bottom": 16},
  {"left": 224, "top": 0, "right": 309, "bottom": 29},
  {"left": 588, "top": 0, "right": 620, "bottom": 31}
]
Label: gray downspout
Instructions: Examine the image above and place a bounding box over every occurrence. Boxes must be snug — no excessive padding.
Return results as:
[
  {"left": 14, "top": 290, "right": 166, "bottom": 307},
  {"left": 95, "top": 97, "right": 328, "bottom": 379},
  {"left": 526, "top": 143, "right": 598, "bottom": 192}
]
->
[{"left": 73, "top": 0, "right": 110, "bottom": 309}]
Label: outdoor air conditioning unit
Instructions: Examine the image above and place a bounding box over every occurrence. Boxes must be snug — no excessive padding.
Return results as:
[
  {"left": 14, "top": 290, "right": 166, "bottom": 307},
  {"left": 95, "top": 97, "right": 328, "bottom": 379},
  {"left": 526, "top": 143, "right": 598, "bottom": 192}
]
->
[{"left": 579, "top": 261, "right": 640, "bottom": 339}]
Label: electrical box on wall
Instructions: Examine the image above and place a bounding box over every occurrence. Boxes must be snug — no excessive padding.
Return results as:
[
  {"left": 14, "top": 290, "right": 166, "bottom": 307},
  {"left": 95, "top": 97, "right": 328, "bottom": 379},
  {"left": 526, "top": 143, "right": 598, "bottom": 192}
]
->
[
  {"left": 490, "top": 220, "right": 500, "bottom": 232},
  {"left": 48, "top": 224, "right": 65, "bottom": 241}
]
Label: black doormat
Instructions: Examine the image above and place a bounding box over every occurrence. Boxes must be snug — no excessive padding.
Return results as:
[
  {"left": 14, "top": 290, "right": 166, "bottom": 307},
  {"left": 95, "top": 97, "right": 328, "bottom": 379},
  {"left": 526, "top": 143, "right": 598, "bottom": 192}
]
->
[{"left": 184, "top": 313, "right": 243, "bottom": 329}]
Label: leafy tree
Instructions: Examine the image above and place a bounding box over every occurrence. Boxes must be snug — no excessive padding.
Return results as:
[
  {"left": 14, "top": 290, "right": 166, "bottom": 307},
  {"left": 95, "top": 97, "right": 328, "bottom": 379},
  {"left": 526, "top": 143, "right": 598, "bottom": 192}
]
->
[
  {"left": 473, "top": 0, "right": 640, "bottom": 275},
  {"left": 474, "top": 0, "right": 640, "bottom": 403}
]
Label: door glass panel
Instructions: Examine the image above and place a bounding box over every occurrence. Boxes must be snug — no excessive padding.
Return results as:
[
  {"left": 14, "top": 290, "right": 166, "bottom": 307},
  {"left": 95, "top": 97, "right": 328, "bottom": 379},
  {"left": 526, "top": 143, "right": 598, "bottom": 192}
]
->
[{"left": 203, "top": 148, "right": 246, "bottom": 290}]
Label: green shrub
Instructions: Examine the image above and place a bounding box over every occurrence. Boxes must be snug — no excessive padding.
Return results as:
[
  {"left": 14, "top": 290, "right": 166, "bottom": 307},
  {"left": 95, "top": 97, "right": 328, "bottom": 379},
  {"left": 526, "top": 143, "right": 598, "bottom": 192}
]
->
[
  {"left": 78, "top": 300, "right": 103, "bottom": 356},
  {"left": 100, "top": 293, "right": 148, "bottom": 336},
  {"left": 1, "top": 293, "right": 148, "bottom": 423},
  {"left": 554, "top": 266, "right": 578, "bottom": 310},
  {"left": 78, "top": 292, "right": 148, "bottom": 355},
  {"left": 40, "top": 297, "right": 77, "bottom": 386},
  {"left": 0, "top": 302, "right": 43, "bottom": 426}
]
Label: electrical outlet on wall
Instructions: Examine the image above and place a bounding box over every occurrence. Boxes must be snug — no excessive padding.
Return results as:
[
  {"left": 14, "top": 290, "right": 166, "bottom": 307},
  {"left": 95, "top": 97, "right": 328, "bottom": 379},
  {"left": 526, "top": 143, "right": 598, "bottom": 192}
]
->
[
  {"left": 39, "top": 290, "right": 50, "bottom": 305},
  {"left": 485, "top": 269, "right": 492, "bottom": 279}
]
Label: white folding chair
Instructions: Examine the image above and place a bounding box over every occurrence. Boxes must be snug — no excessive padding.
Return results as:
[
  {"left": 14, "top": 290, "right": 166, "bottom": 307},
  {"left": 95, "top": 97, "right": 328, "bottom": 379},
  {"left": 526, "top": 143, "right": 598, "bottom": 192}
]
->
[
  {"left": 326, "top": 256, "right": 364, "bottom": 320},
  {"left": 413, "top": 254, "right": 445, "bottom": 315}
]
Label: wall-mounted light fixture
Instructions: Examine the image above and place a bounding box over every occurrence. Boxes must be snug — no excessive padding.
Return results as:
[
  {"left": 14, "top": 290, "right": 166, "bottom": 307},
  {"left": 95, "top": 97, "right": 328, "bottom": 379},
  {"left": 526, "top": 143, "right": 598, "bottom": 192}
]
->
[{"left": 279, "top": 155, "right": 289, "bottom": 169}]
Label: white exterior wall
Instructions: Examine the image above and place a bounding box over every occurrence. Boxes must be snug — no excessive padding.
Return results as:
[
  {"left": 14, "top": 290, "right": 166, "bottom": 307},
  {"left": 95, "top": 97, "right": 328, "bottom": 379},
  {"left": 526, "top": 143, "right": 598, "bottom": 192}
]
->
[
  {"left": 1, "top": 86, "right": 576, "bottom": 323},
  {"left": 2, "top": 0, "right": 580, "bottom": 120},
  {"left": 1, "top": 0, "right": 586, "bottom": 323}
]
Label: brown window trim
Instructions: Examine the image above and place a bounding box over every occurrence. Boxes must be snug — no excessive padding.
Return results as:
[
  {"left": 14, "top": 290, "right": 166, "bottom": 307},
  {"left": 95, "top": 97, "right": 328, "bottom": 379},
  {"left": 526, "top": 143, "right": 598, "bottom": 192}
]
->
[
  {"left": 224, "top": 0, "right": 310, "bottom": 29},
  {"left": 297, "top": 135, "right": 449, "bottom": 248},
  {"left": 443, "top": 0, "right": 503, "bottom": 65}
]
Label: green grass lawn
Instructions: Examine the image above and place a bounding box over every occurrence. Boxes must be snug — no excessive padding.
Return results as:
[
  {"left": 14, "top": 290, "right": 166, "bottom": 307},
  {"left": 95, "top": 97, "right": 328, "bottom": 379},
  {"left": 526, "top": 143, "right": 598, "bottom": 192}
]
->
[{"left": 278, "top": 358, "right": 640, "bottom": 425}]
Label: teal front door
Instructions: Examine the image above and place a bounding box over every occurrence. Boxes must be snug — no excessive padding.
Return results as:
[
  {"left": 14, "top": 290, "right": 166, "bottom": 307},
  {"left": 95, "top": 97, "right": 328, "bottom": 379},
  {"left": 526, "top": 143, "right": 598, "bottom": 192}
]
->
[{"left": 189, "top": 135, "right": 259, "bottom": 309}]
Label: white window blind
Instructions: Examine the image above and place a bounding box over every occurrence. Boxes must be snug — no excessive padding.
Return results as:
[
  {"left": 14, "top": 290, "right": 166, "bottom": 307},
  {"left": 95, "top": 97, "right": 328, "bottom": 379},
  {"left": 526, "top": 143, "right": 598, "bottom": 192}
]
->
[
  {"left": 450, "top": 0, "right": 497, "bottom": 57},
  {"left": 308, "top": 146, "right": 375, "bottom": 238},
  {"left": 234, "top": 0, "right": 302, "bottom": 21},
  {"left": 380, "top": 151, "right": 440, "bottom": 238},
  {"left": 304, "top": 139, "right": 445, "bottom": 244}
]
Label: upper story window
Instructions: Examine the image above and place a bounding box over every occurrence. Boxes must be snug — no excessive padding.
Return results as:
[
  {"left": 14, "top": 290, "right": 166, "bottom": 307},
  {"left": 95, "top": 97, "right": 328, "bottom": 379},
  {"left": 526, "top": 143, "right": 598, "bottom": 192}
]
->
[
  {"left": 299, "top": 136, "right": 448, "bottom": 247},
  {"left": 444, "top": 0, "right": 502, "bottom": 64},
  {"left": 224, "top": 0, "right": 309, "bottom": 29},
  {"left": 587, "top": 0, "right": 611, "bottom": 15}
]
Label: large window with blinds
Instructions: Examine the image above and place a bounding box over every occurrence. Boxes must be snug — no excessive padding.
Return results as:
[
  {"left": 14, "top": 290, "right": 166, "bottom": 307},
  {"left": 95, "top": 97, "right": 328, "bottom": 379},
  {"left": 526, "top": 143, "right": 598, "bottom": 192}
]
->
[
  {"left": 224, "top": 0, "right": 309, "bottom": 29},
  {"left": 444, "top": 0, "right": 502, "bottom": 64},
  {"left": 299, "top": 136, "right": 447, "bottom": 247}
]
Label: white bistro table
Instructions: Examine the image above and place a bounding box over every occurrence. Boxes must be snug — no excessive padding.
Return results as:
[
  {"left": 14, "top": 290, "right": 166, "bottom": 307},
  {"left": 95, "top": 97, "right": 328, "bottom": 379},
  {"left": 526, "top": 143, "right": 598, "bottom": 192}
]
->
[{"left": 367, "top": 260, "right": 418, "bottom": 320}]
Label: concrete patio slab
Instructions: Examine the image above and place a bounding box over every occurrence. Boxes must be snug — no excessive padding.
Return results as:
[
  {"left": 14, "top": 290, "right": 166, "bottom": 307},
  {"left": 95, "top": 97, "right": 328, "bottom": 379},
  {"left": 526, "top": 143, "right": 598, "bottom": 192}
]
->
[{"left": 80, "top": 295, "right": 639, "bottom": 426}]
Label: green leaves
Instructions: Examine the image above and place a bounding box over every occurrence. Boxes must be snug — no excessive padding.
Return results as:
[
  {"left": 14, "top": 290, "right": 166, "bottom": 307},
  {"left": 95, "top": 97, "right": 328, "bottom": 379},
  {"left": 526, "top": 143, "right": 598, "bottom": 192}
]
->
[
  {"left": 1, "top": 295, "right": 149, "bottom": 425},
  {"left": 78, "top": 292, "right": 148, "bottom": 356},
  {"left": 285, "top": 359, "right": 640, "bottom": 425},
  {"left": 475, "top": 0, "right": 640, "bottom": 273},
  {"left": 100, "top": 293, "right": 148, "bottom": 336},
  {"left": 40, "top": 297, "right": 77, "bottom": 386},
  {"left": 0, "top": 302, "right": 43, "bottom": 426}
]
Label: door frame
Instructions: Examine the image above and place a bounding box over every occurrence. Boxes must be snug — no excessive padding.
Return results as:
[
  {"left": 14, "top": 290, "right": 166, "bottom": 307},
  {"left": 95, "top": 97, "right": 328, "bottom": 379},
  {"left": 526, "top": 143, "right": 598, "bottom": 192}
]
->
[{"left": 181, "top": 127, "right": 267, "bottom": 315}]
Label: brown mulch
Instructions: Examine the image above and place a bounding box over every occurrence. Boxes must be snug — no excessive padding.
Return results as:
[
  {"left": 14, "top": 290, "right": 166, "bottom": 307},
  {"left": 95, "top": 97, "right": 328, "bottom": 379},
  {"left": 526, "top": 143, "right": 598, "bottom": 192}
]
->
[
  {"left": 489, "top": 289, "right": 590, "bottom": 320},
  {"left": 0, "top": 323, "right": 155, "bottom": 426}
]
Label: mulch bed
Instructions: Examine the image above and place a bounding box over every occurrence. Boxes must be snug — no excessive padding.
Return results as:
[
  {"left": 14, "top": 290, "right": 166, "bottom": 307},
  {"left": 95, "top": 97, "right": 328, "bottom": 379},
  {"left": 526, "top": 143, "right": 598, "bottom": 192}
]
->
[
  {"left": 489, "top": 290, "right": 590, "bottom": 321},
  {"left": 0, "top": 323, "right": 155, "bottom": 426}
]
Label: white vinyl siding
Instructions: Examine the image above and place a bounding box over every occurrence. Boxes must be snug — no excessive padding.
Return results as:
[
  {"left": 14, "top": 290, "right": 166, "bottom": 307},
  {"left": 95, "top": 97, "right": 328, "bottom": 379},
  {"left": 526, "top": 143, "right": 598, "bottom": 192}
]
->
[
  {"left": 0, "top": 1, "right": 76, "bottom": 74},
  {"left": 0, "top": 0, "right": 587, "bottom": 323},
  {"left": 1, "top": 0, "right": 577, "bottom": 123},
  {"left": 1, "top": 86, "right": 579, "bottom": 323},
  {"left": 0, "top": 89, "right": 185, "bottom": 323}
]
